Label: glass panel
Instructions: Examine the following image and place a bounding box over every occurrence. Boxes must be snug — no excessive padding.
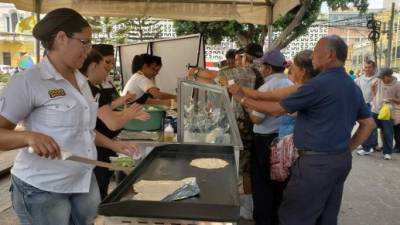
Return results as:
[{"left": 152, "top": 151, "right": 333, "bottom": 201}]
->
[{"left": 178, "top": 79, "right": 242, "bottom": 149}]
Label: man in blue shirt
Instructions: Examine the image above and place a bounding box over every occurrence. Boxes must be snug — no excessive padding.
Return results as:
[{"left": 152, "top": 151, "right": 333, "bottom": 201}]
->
[{"left": 276, "top": 36, "right": 376, "bottom": 225}]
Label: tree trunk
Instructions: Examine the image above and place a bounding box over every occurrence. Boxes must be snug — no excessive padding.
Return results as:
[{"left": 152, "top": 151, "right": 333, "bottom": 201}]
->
[{"left": 270, "top": 0, "right": 311, "bottom": 50}]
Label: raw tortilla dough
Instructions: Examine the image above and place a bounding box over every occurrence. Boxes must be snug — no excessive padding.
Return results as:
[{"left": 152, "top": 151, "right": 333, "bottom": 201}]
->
[
  {"left": 133, "top": 177, "right": 193, "bottom": 201},
  {"left": 190, "top": 158, "right": 228, "bottom": 169}
]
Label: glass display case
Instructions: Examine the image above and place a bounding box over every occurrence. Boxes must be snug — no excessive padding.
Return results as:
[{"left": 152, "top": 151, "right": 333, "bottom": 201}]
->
[{"left": 177, "top": 79, "right": 243, "bottom": 151}]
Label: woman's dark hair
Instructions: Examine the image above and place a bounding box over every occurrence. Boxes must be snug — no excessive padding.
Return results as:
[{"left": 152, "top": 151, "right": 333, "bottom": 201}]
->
[
  {"left": 152, "top": 55, "right": 162, "bottom": 66},
  {"left": 131, "top": 53, "right": 162, "bottom": 74},
  {"left": 92, "top": 44, "right": 114, "bottom": 57},
  {"left": 79, "top": 49, "right": 103, "bottom": 75},
  {"left": 33, "top": 8, "right": 90, "bottom": 50},
  {"left": 293, "top": 50, "right": 318, "bottom": 79}
]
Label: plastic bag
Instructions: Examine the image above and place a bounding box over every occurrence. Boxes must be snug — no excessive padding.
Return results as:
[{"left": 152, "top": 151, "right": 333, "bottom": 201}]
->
[
  {"left": 162, "top": 177, "right": 200, "bottom": 201},
  {"left": 270, "top": 134, "right": 299, "bottom": 182},
  {"left": 378, "top": 103, "right": 391, "bottom": 120}
]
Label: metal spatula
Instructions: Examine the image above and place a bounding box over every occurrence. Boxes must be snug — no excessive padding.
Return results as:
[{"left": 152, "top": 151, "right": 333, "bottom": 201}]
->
[{"left": 27, "top": 147, "right": 131, "bottom": 171}]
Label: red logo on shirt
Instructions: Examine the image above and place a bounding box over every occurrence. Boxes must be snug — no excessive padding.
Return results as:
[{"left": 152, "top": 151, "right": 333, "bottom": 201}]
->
[{"left": 48, "top": 89, "right": 66, "bottom": 98}]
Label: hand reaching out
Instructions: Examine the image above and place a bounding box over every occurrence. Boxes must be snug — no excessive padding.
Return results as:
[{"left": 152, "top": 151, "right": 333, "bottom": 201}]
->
[
  {"left": 111, "top": 141, "right": 141, "bottom": 158},
  {"left": 228, "top": 84, "right": 245, "bottom": 103},
  {"left": 122, "top": 91, "right": 136, "bottom": 104},
  {"left": 123, "top": 103, "right": 150, "bottom": 121},
  {"left": 228, "top": 84, "right": 243, "bottom": 95}
]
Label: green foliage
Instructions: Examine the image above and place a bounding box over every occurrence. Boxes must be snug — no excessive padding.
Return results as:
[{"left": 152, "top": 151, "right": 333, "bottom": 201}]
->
[
  {"left": 273, "top": 1, "right": 323, "bottom": 40},
  {"left": 127, "top": 17, "right": 163, "bottom": 42},
  {"left": 0, "top": 74, "right": 11, "bottom": 83},
  {"left": 86, "top": 16, "right": 131, "bottom": 44},
  {"left": 174, "top": 20, "right": 266, "bottom": 46},
  {"left": 173, "top": 0, "right": 368, "bottom": 48}
]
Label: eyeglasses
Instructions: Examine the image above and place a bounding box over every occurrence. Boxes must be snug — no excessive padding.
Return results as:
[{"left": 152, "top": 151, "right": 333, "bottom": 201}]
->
[{"left": 68, "top": 36, "right": 92, "bottom": 49}]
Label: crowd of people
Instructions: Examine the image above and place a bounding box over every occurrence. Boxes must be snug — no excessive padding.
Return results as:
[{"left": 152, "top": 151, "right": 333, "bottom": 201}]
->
[
  {"left": 0, "top": 6, "right": 394, "bottom": 225},
  {"left": 190, "top": 35, "right": 379, "bottom": 225}
]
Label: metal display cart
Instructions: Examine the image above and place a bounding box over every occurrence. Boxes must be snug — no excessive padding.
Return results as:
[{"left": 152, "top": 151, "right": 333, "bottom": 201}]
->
[{"left": 97, "top": 79, "right": 243, "bottom": 225}]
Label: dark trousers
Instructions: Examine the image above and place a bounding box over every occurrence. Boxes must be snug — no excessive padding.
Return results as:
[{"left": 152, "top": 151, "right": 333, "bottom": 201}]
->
[
  {"left": 279, "top": 151, "right": 352, "bottom": 225},
  {"left": 251, "top": 133, "right": 287, "bottom": 225},
  {"left": 94, "top": 147, "right": 117, "bottom": 200},
  {"left": 373, "top": 113, "right": 394, "bottom": 155},
  {"left": 393, "top": 124, "right": 400, "bottom": 152},
  {"left": 361, "top": 104, "right": 377, "bottom": 151}
]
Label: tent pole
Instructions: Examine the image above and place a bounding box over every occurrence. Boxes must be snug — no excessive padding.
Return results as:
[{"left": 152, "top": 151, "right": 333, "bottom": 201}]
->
[
  {"left": 34, "top": 0, "right": 42, "bottom": 63},
  {"left": 266, "top": 3, "right": 273, "bottom": 49}
]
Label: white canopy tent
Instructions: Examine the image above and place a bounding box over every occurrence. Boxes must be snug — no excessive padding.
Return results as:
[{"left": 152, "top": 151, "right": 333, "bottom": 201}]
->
[
  {"left": 2, "top": 0, "right": 300, "bottom": 25},
  {"left": 2, "top": 0, "right": 301, "bottom": 62}
]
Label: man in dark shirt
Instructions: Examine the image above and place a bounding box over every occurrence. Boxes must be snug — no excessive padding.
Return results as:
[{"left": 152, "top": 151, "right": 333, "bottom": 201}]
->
[{"left": 277, "top": 36, "right": 376, "bottom": 225}]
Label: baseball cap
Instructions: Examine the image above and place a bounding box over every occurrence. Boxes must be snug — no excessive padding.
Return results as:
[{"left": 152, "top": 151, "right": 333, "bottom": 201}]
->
[
  {"left": 261, "top": 49, "right": 286, "bottom": 67},
  {"left": 378, "top": 67, "right": 393, "bottom": 79}
]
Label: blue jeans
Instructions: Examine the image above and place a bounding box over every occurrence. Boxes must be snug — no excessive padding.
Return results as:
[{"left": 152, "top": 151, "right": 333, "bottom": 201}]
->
[
  {"left": 373, "top": 113, "right": 394, "bottom": 155},
  {"left": 10, "top": 174, "right": 100, "bottom": 225},
  {"left": 362, "top": 104, "right": 377, "bottom": 151}
]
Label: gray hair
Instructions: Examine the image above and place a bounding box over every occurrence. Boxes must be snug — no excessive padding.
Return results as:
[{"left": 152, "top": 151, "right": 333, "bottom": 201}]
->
[{"left": 324, "top": 35, "right": 348, "bottom": 63}]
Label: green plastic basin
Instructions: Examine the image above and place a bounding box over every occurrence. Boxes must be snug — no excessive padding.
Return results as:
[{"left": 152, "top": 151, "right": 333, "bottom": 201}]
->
[{"left": 124, "top": 105, "right": 167, "bottom": 131}]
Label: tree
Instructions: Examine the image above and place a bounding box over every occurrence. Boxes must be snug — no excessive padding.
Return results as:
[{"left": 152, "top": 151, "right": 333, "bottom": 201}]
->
[
  {"left": 173, "top": 0, "right": 368, "bottom": 49},
  {"left": 86, "top": 16, "right": 131, "bottom": 44},
  {"left": 127, "top": 17, "right": 163, "bottom": 42},
  {"left": 173, "top": 20, "right": 266, "bottom": 46},
  {"left": 272, "top": 0, "right": 368, "bottom": 49}
]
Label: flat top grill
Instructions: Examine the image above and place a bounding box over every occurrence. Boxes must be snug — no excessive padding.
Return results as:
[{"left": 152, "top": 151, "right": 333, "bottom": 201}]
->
[{"left": 99, "top": 144, "right": 239, "bottom": 222}]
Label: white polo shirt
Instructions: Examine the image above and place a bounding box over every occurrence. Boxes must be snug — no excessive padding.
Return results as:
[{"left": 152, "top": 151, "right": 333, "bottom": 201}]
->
[
  {"left": 0, "top": 57, "right": 98, "bottom": 193},
  {"left": 121, "top": 71, "right": 155, "bottom": 100}
]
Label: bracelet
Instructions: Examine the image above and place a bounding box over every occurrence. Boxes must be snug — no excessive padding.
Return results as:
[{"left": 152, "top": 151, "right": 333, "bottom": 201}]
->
[{"left": 240, "top": 96, "right": 247, "bottom": 105}]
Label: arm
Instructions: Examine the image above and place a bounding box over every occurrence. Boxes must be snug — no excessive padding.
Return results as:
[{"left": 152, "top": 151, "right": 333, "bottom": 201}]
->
[
  {"left": 145, "top": 98, "right": 171, "bottom": 107},
  {"left": 110, "top": 91, "right": 136, "bottom": 110},
  {"left": 147, "top": 87, "right": 176, "bottom": 100},
  {"left": 249, "top": 113, "right": 264, "bottom": 124},
  {"left": 97, "top": 103, "right": 150, "bottom": 131},
  {"left": 242, "top": 98, "right": 287, "bottom": 116},
  {"left": 388, "top": 98, "right": 400, "bottom": 105},
  {"left": 229, "top": 84, "right": 300, "bottom": 101},
  {"left": 188, "top": 67, "right": 218, "bottom": 80},
  {"left": 371, "top": 80, "right": 378, "bottom": 96},
  {"left": 94, "top": 130, "right": 138, "bottom": 156},
  {"left": 255, "top": 85, "right": 300, "bottom": 101},
  {"left": 350, "top": 117, "right": 376, "bottom": 151},
  {"left": 0, "top": 116, "right": 61, "bottom": 159}
]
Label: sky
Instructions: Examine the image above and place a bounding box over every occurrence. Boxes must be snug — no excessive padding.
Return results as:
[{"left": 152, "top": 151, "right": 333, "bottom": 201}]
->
[
  {"left": 321, "top": 0, "right": 384, "bottom": 12},
  {"left": 368, "top": 0, "right": 384, "bottom": 9}
]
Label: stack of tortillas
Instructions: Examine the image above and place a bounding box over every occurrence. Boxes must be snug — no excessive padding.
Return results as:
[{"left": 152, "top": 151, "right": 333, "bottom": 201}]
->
[{"left": 133, "top": 177, "right": 194, "bottom": 201}]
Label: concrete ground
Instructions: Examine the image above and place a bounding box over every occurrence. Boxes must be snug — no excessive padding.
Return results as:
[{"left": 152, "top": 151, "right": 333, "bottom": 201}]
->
[{"left": 0, "top": 151, "right": 399, "bottom": 225}]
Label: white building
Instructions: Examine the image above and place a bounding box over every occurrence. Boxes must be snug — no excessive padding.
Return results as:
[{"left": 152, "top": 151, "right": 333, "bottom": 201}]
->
[{"left": 278, "top": 23, "right": 328, "bottom": 60}]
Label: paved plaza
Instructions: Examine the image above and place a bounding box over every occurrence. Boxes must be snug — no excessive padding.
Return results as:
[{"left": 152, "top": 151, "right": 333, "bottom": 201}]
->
[{"left": 0, "top": 151, "right": 399, "bottom": 225}]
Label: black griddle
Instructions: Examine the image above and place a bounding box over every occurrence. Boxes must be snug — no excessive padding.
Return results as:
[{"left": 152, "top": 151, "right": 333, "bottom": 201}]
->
[{"left": 99, "top": 144, "right": 239, "bottom": 222}]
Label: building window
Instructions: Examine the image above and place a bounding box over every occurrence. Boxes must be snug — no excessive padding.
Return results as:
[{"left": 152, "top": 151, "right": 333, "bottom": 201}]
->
[
  {"left": 3, "top": 52, "right": 11, "bottom": 65},
  {"left": 11, "top": 12, "right": 18, "bottom": 32},
  {"left": 6, "top": 17, "right": 10, "bottom": 32}
]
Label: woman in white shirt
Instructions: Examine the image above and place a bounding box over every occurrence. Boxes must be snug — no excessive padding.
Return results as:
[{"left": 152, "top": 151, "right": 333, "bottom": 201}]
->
[
  {"left": 0, "top": 8, "right": 137, "bottom": 225},
  {"left": 122, "top": 54, "right": 176, "bottom": 105}
]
